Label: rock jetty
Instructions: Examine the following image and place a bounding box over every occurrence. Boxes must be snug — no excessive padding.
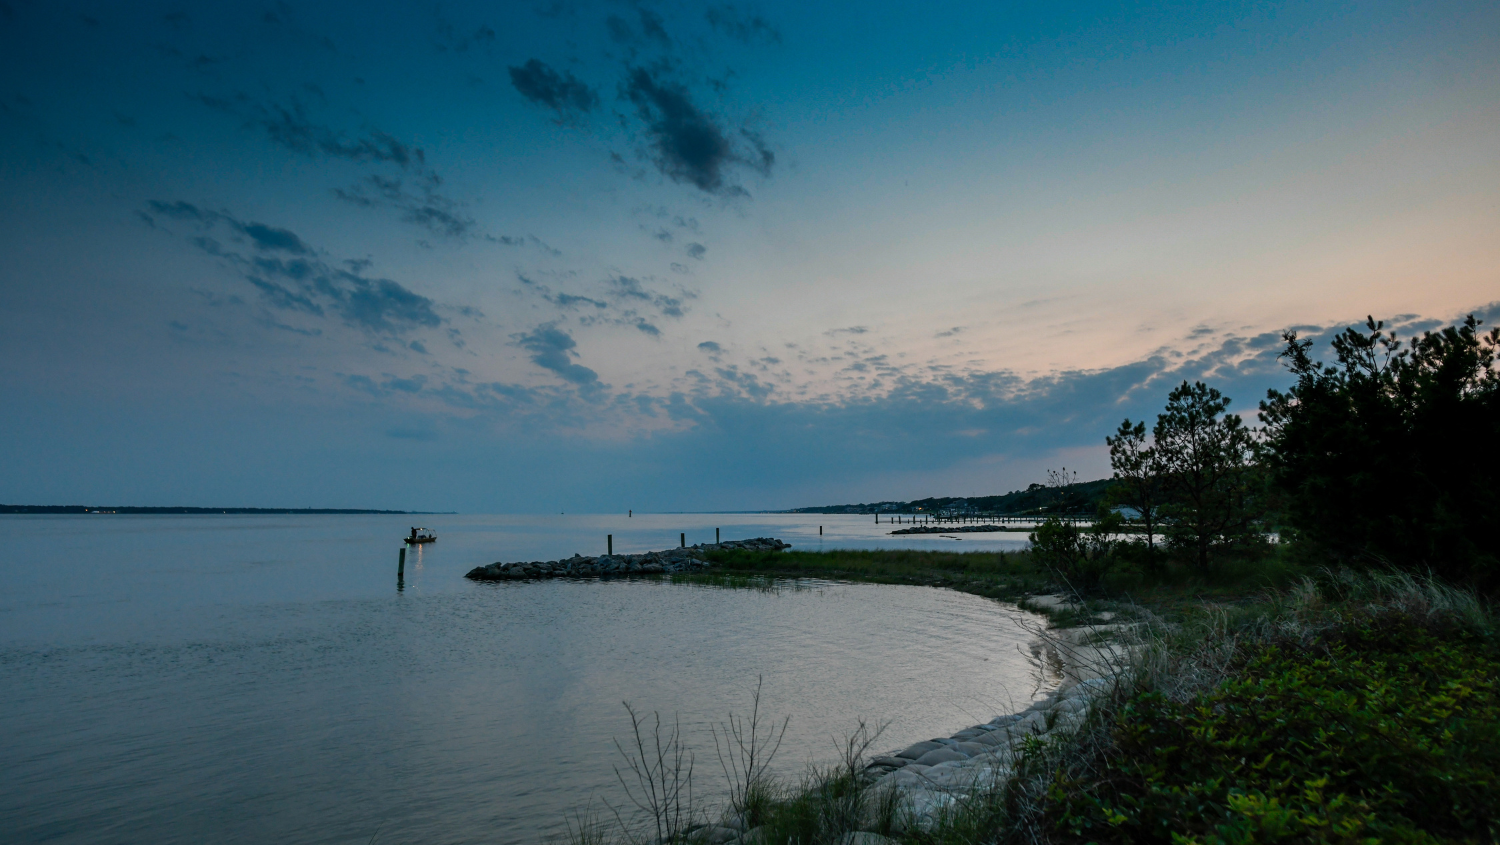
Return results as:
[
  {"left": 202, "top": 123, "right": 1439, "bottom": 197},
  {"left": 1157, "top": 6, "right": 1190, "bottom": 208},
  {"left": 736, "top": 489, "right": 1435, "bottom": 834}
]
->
[{"left": 463, "top": 537, "right": 792, "bottom": 581}]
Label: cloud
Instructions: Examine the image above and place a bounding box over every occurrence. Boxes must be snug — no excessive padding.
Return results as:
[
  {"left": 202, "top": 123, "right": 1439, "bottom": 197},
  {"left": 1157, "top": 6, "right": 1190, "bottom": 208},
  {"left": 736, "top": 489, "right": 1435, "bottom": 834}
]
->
[
  {"left": 514, "top": 323, "right": 602, "bottom": 389},
  {"left": 333, "top": 174, "right": 474, "bottom": 239},
  {"left": 238, "top": 97, "right": 425, "bottom": 168},
  {"left": 623, "top": 67, "right": 744, "bottom": 195},
  {"left": 381, "top": 374, "right": 427, "bottom": 393},
  {"left": 697, "top": 341, "right": 722, "bottom": 353},
  {"left": 241, "top": 223, "right": 310, "bottom": 254},
  {"left": 508, "top": 59, "right": 599, "bottom": 114},
  {"left": 605, "top": 275, "right": 689, "bottom": 318},
  {"left": 685, "top": 242, "right": 706, "bottom": 260},
  {"left": 607, "top": 8, "right": 671, "bottom": 47},
  {"left": 705, "top": 5, "right": 781, "bottom": 44},
  {"left": 553, "top": 293, "right": 608, "bottom": 309},
  {"left": 192, "top": 92, "right": 476, "bottom": 239},
  {"left": 143, "top": 201, "right": 443, "bottom": 334}
]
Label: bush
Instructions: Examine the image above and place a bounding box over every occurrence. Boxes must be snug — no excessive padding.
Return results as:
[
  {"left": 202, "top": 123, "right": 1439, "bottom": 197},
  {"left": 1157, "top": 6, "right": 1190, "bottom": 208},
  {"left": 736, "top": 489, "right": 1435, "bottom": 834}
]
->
[
  {"left": 1047, "top": 614, "right": 1500, "bottom": 844},
  {"left": 1029, "top": 513, "right": 1120, "bottom": 597}
]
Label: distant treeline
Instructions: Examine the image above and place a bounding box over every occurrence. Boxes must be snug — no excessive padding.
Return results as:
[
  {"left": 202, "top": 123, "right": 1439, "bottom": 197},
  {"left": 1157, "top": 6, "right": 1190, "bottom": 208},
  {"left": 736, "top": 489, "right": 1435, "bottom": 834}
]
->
[
  {"left": 785, "top": 477, "right": 1116, "bottom": 515},
  {"left": 0, "top": 505, "right": 427, "bottom": 515}
]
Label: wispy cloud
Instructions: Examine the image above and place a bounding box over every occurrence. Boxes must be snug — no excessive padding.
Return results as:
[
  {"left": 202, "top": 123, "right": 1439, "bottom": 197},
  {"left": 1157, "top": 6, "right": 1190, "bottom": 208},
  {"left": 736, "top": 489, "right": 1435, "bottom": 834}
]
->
[{"left": 142, "top": 200, "right": 443, "bottom": 334}]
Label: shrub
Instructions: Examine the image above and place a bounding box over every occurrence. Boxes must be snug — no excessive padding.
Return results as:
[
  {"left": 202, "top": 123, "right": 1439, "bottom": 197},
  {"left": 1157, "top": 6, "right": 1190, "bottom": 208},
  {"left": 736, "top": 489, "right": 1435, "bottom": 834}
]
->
[{"left": 1047, "top": 614, "right": 1500, "bottom": 844}]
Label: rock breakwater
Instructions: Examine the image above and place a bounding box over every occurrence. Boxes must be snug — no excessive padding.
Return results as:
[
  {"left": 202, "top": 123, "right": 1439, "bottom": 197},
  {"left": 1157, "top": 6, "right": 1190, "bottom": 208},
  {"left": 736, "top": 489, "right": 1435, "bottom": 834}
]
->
[{"left": 463, "top": 537, "right": 792, "bottom": 581}]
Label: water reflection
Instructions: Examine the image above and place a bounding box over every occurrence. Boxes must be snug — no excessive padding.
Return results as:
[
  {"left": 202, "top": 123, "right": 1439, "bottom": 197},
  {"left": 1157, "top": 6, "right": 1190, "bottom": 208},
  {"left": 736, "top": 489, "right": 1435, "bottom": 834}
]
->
[{"left": 1, "top": 514, "right": 1041, "bottom": 845}]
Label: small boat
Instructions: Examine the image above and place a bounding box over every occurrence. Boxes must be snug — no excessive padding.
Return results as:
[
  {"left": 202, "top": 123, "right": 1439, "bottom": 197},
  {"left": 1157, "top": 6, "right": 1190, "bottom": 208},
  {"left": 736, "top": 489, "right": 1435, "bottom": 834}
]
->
[{"left": 404, "top": 527, "right": 437, "bottom": 545}]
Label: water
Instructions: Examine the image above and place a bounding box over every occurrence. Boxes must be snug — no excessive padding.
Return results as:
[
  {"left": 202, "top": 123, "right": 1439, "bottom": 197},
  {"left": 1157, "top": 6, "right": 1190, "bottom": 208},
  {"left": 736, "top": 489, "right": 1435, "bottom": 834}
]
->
[{"left": 1, "top": 514, "right": 1041, "bottom": 844}]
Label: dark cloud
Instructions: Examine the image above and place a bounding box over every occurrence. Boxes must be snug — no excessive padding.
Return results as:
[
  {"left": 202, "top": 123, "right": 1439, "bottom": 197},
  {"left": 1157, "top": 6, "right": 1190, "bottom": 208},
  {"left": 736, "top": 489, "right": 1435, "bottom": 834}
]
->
[
  {"left": 697, "top": 341, "right": 722, "bottom": 352},
  {"left": 143, "top": 201, "right": 443, "bottom": 334},
  {"left": 241, "top": 223, "right": 310, "bottom": 254},
  {"left": 635, "top": 319, "right": 661, "bottom": 337},
  {"left": 553, "top": 293, "right": 607, "bottom": 309},
  {"left": 685, "top": 242, "right": 706, "bottom": 260},
  {"left": 624, "top": 67, "right": 736, "bottom": 193},
  {"left": 508, "top": 59, "right": 599, "bottom": 114},
  {"left": 514, "top": 323, "right": 601, "bottom": 388},
  {"left": 705, "top": 5, "right": 781, "bottom": 44}
]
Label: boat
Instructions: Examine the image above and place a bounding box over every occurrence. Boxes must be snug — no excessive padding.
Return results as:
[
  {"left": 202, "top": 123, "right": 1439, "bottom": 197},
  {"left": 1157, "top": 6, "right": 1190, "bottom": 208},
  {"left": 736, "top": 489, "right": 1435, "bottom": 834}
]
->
[{"left": 404, "top": 527, "right": 437, "bottom": 545}]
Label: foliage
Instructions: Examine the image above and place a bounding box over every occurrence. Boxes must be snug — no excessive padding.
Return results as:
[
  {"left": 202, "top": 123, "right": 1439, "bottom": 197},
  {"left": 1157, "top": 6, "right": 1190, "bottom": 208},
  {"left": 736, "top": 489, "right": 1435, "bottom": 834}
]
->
[
  {"left": 1154, "top": 381, "right": 1265, "bottom": 572},
  {"left": 1260, "top": 315, "right": 1500, "bottom": 589},
  {"left": 1046, "top": 614, "right": 1500, "bottom": 844},
  {"left": 1106, "top": 419, "right": 1168, "bottom": 562},
  {"left": 1029, "top": 512, "right": 1123, "bottom": 597}
]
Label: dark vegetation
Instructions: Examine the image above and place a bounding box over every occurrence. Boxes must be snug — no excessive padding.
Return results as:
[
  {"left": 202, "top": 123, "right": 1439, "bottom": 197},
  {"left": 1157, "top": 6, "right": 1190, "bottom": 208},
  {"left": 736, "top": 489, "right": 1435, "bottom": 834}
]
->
[
  {"left": 784, "top": 477, "right": 1115, "bottom": 516},
  {"left": 576, "top": 316, "right": 1500, "bottom": 845}
]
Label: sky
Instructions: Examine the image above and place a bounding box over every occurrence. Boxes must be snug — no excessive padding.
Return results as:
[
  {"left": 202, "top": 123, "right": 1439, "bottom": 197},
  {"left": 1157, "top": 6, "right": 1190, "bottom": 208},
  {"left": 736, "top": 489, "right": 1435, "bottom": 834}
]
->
[{"left": 1, "top": 0, "right": 1497, "bottom": 512}]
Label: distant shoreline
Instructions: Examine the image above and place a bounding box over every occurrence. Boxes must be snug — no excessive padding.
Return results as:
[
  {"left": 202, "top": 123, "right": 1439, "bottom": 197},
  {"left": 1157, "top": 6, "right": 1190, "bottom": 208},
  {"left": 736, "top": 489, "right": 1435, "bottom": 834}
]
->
[{"left": 0, "top": 505, "right": 445, "bottom": 515}]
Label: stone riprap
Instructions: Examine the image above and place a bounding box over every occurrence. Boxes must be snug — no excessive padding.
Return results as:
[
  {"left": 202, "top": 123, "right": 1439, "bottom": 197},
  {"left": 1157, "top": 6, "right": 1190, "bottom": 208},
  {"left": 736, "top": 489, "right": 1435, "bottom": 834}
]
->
[
  {"left": 463, "top": 538, "right": 792, "bottom": 581},
  {"left": 860, "top": 674, "right": 1113, "bottom": 822}
]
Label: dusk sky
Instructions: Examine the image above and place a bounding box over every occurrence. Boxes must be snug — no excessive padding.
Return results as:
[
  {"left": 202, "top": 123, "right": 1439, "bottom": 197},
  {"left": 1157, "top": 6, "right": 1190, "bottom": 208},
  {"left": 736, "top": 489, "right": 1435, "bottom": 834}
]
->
[{"left": 2, "top": 0, "right": 1497, "bottom": 512}]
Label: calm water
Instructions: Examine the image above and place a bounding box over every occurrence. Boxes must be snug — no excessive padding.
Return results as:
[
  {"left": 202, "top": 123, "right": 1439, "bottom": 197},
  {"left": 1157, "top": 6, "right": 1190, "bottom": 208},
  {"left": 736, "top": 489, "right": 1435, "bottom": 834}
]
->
[{"left": 1, "top": 514, "right": 1040, "bottom": 844}]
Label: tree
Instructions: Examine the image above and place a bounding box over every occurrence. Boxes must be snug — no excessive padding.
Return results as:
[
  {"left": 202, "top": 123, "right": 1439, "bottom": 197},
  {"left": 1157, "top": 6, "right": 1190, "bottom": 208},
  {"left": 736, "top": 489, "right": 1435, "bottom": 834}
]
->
[
  {"left": 1260, "top": 315, "right": 1500, "bottom": 587},
  {"left": 1105, "top": 419, "right": 1166, "bottom": 563},
  {"left": 1153, "top": 381, "right": 1262, "bottom": 572}
]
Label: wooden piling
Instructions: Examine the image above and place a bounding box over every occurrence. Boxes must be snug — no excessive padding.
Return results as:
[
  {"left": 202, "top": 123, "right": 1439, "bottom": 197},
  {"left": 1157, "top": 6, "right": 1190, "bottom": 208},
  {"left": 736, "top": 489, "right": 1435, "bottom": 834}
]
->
[
  {"left": 716, "top": 527, "right": 720, "bottom": 543},
  {"left": 680, "top": 532, "right": 685, "bottom": 548},
  {"left": 398, "top": 547, "right": 405, "bottom": 580},
  {"left": 608, "top": 534, "right": 613, "bottom": 555}
]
